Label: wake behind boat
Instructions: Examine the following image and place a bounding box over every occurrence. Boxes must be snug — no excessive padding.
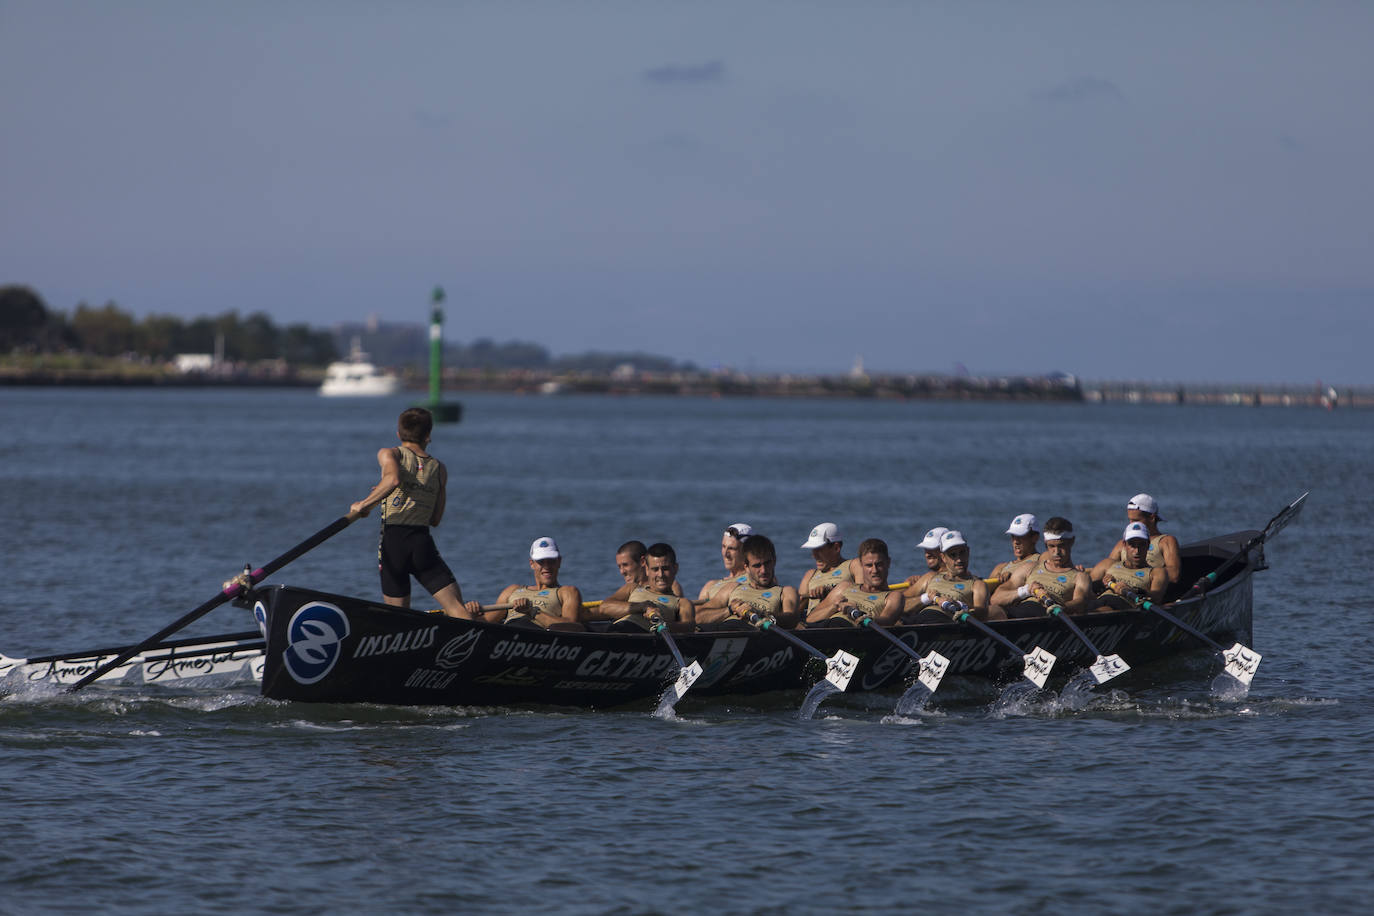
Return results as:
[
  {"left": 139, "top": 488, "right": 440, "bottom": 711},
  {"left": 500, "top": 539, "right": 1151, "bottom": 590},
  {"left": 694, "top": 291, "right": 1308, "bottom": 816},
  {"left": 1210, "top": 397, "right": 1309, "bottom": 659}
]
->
[{"left": 251, "top": 530, "right": 1261, "bottom": 709}]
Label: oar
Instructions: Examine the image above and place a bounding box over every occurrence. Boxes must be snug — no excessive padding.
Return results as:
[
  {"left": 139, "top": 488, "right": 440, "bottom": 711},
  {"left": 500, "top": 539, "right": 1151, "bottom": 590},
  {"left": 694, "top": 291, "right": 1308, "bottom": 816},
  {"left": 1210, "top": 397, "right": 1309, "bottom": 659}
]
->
[
  {"left": 838, "top": 609, "right": 949, "bottom": 711},
  {"left": 745, "top": 613, "right": 858, "bottom": 693},
  {"left": 1181, "top": 491, "right": 1307, "bottom": 599},
  {"left": 649, "top": 615, "right": 702, "bottom": 716},
  {"left": 944, "top": 604, "right": 1056, "bottom": 688},
  {"left": 1108, "top": 582, "right": 1261, "bottom": 686},
  {"left": 68, "top": 516, "right": 354, "bottom": 691},
  {"left": 1040, "top": 600, "right": 1129, "bottom": 685},
  {"left": 2, "top": 630, "right": 261, "bottom": 675}
]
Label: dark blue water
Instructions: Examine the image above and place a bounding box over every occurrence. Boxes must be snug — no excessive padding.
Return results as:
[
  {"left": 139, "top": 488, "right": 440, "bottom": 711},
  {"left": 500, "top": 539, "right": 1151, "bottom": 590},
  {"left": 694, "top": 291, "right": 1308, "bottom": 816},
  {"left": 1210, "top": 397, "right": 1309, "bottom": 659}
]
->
[{"left": 2, "top": 389, "right": 1368, "bottom": 913}]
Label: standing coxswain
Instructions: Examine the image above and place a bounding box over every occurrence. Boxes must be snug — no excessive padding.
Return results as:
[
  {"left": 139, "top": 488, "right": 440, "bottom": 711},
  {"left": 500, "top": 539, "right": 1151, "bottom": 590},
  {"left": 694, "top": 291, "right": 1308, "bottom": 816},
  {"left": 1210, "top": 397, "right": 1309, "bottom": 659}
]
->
[{"left": 348, "top": 407, "right": 473, "bottom": 619}]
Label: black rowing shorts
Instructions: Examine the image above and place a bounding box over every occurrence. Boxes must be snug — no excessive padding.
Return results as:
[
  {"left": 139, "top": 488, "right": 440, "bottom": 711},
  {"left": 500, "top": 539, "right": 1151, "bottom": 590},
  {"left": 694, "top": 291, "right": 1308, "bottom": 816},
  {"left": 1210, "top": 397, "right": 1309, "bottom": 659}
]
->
[{"left": 379, "top": 524, "right": 456, "bottom": 598}]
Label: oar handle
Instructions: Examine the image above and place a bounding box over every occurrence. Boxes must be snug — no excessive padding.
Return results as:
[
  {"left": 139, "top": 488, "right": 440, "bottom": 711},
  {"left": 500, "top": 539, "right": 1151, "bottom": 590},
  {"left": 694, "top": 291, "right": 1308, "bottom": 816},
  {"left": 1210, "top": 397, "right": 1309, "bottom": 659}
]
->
[{"left": 68, "top": 516, "right": 354, "bottom": 692}]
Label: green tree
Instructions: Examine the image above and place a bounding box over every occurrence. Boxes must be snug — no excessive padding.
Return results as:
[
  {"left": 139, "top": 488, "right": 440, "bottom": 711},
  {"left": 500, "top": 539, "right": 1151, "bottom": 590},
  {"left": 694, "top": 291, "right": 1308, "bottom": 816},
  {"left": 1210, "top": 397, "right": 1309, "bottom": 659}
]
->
[{"left": 70, "top": 301, "right": 138, "bottom": 356}]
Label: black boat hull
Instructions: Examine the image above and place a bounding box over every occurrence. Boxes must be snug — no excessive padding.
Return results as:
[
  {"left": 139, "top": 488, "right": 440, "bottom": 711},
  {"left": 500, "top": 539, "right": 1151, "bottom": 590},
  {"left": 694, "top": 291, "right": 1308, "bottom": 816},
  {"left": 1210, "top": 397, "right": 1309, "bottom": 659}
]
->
[{"left": 255, "top": 531, "right": 1256, "bottom": 708}]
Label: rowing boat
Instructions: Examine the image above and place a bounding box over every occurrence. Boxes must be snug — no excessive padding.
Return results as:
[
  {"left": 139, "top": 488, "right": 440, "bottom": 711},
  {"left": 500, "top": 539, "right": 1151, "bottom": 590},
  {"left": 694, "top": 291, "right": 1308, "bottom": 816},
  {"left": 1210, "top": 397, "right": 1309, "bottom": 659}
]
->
[
  {"left": 252, "top": 530, "right": 1260, "bottom": 708},
  {"left": 1, "top": 632, "right": 264, "bottom": 688}
]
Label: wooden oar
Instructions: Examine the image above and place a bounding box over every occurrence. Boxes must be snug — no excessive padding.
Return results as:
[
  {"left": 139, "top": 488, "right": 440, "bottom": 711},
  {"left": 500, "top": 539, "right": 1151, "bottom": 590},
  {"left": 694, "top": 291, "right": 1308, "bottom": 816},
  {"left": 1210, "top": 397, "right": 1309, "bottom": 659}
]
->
[
  {"left": 945, "top": 604, "right": 1056, "bottom": 688},
  {"left": 843, "top": 610, "right": 949, "bottom": 711},
  {"left": 1040, "top": 600, "right": 1129, "bottom": 685},
  {"left": 68, "top": 516, "right": 354, "bottom": 691},
  {"left": 743, "top": 613, "right": 858, "bottom": 693},
  {"left": 1108, "top": 582, "right": 1262, "bottom": 686},
  {"left": 648, "top": 615, "right": 702, "bottom": 716},
  {"left": 1181, "top": 491, "right": 1307, "bottom": 599}
]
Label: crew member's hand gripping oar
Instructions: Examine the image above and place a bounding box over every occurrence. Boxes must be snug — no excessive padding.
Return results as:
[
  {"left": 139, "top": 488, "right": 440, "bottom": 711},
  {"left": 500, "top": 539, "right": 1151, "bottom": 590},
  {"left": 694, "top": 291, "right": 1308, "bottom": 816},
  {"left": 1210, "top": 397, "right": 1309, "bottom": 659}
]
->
[
  {"left": 1181, "top": 491, "right": 1307, "bottom": 599},
  {"left": 840, "top": 608, "right": 949, "bottom": 709},
  {"left": 648, "top": 614, "right": 702, "bottom": 716},
  {"left": 1106, "top": 580, "right": 1261, "bottom": 687},
  {"left": 68, "top": 516, "right": 354, "bottom": 692},
  {"left": 1038, "top": 597, "right": 1129, "bottom": 686},
  {"left": 945, "top": 603, "right": 1056, "bottom": 688}
]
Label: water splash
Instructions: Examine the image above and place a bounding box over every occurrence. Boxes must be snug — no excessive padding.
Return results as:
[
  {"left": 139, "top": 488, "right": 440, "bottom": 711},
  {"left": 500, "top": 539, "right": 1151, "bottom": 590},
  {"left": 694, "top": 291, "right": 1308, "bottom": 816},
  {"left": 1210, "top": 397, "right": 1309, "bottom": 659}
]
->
[
  {"left": 893, "top": 681, "right": 934, "bottom": 717},
  {"left": 798, "top": 680, "right": 841, "bottom": 719},
  {"left": 1210, "top": 671, "right": 1251, "bottom": 701}
]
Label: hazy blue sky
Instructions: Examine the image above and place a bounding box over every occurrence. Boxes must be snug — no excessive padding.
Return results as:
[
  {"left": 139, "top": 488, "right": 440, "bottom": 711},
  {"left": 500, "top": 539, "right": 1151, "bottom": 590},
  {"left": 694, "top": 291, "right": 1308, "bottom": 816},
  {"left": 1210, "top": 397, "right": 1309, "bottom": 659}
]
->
[{"left": 3, "top": 1, "right": 1371, "bottom": 382}]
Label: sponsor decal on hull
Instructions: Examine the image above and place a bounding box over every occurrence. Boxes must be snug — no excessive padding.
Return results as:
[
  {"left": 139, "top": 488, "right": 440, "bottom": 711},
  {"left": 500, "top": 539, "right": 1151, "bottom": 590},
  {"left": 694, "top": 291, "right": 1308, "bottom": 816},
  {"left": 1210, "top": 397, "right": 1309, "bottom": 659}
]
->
[
  {"left": 489, "top": 635, "right": 583, "bottom": 664},
  {"left": 574, "top": 650, "right": 677, "bottom": 681},
  {"left": 861, "top": 633, "right": 919, "bottom": 690},
  {"left": 353, "top": 626, "right": 437, "bottom": 659},
  {"left": 404, "top": 667, "right": 459, "bottom": 690},
  {"left": 692, "top": 637, "right": 749, "bottom": 688},
  {"left": 435, "top": 630, "right": 482, "bottom": 670},
  {"left": 724, "top": 646, "right": 795, "bottom": 686},
  {"left": 283, "top": 602, "right": 351, "bottom": 685}
]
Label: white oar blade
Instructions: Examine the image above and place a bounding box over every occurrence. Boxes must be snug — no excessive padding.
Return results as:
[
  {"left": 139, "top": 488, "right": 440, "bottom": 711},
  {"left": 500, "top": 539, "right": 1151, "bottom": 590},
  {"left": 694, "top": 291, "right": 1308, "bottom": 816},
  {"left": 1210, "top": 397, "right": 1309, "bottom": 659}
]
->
[
  {"left": 824, "top": 650, "right": 859, "bottom": 692},
  {"left": 1222, "top": 643, "right": 1262, "bottom": 686},
  {"left": 673, "top": 661, "right": 703, "bottom": 696},
  {"left": 1088, "top": 654, "right": 1130, "bottom": 684},
  {"left": 1022, "top": 647, "right": 1056, "bottom": 688},
  {"left": 917, "top": 651, "right": 950, "bottom": 694}
]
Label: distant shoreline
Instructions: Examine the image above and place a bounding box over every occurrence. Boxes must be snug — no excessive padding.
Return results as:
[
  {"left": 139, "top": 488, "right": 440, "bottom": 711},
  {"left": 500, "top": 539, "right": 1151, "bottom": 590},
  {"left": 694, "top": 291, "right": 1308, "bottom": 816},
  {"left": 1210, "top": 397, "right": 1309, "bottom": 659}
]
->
[{"left": 1, "top": 365, "right": 1366, "bottom": 407}]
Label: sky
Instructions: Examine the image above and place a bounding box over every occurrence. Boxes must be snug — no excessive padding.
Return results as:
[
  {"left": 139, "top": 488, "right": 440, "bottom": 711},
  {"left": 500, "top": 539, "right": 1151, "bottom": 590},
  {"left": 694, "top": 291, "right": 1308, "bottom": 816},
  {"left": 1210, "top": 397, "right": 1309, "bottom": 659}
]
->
[{"left": 2, "top": 1, "right": 1371, "bottom": 383}]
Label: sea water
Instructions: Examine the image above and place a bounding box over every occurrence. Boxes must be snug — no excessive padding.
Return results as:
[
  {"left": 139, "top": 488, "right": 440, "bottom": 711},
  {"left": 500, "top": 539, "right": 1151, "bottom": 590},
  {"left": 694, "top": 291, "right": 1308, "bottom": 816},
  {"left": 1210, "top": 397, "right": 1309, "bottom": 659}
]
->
[{"left": 1, "top": 388, "right": 1369, "bottom": 914}]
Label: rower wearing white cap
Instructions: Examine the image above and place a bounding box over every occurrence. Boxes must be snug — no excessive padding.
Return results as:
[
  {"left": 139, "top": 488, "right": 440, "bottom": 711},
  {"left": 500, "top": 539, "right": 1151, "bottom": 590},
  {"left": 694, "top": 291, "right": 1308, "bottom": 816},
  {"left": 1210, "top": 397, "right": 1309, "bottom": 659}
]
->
[
  {"left": 1090, "top": 493, "right": 1181, "bottom": 586},
  {"left": 900, "top": 525, "right": 949, "bottom": 596},
  {"left": 467, "top": 537, "right": 585, "bottom": 631},
  {"left": 797, "top": 522, "right": 861, "bottom": 614},
  {"left": 806, "top": 538, "right": 904, "bottom": 628},
  {"left": 697, "top": 522, "right": 755, "bottom": 604},
  {"left": 991, "top": 517, "right": 1094, "bottom": 617},
  {"left": 991, "top": 514, "right": 1042, "bottom": 584},
  {"left": 901, "top": 530, "right": 999, "bottom": 623},
  {"left": 1095, "top": 522, "right": 1167, "bottom": 610}
]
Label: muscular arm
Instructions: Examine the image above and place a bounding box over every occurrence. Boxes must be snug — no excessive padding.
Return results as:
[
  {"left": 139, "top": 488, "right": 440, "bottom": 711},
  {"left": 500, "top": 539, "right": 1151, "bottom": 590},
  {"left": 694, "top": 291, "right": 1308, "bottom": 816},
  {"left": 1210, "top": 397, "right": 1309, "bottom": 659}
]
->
[
  {"left": 1063, "top": 572, "right": 1094, "bottom": 614},
  {"left": 877, "top": 591, "right": 903, "bottom": 626},
  {"left": 1090, "top": 542, "right": 1124, "bottom": 584},
  {"left": 806, "top": 584, "right": 847, "bottom": 624},
  {"left": 776, "top": 587, "right": 800, "bottom": 628},
  {"left": 1158, "top": 535, "right": 1182, "bottom": 585},
  {"left": 990, "top": 563, "right": 1032, "bottom": 610},
  {"left": 348, "top": 447, "right": 401, "bottom": 519}
]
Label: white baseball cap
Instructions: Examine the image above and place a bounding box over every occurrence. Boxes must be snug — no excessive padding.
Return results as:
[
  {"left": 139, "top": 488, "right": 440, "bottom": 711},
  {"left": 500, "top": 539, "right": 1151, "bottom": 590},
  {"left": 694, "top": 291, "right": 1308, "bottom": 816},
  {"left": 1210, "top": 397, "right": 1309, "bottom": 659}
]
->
[
  {"left": 918, "top": 527, "right": 949, "bottom": 550},
  {"left": 724, "top": 522, "right": 754, "bottom": 539},
  {"left": 530, "top": 536, "right": 561, "bottom": 560},
  {"left": 801, "top": 522, "right": 842, "bottom": 549},
  {"left": 1123, "top": 522, "right": 1151, "bottom": 543},
  {"left": 940, "top": 530, "right": 967, "bottom": 551},
  {"left": 1043, "top": 524, "right": 1075, "bottom": 542},
  {"left": 1005, "top": 513, "right": 1039, "bottom": 537},
  {"left": 1127, "top": 493, "right": 1164, "bottom": 520}
]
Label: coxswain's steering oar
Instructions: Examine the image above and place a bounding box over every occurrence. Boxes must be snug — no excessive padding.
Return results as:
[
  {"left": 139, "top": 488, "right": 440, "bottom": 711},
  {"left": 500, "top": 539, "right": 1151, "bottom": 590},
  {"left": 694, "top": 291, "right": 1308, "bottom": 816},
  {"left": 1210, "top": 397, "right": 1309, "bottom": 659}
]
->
[
  {"left": 742, "top": 613, "right": 858, "bottom": 718},
  {"left": 1106, "top": 581, "right": 1262, "bottom": 687},
  {"left": 944, "top": 604, "right": 1056, "bottom": 688},
  {"left": 648, "top": 614, "right": 702, "bottom": 716},
  {"left": 1181, "top": 491, "right": 1307, "bottom": 600},
  {"left": 839, "top": 609, "right": 949, "bottom": 713},
  {"left": 68, "top": 516, "right": 354, "bottom": 691},
  {"left": 1039, "top": 599, "right": 1129, "bottom": 687}
]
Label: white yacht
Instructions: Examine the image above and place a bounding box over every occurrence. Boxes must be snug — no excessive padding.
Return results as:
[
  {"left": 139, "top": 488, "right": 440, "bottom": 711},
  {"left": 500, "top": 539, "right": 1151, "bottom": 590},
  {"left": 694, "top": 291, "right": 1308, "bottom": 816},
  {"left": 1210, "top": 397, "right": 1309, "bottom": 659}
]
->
[{"left": 319, "top": 338, "right": 401, "bottom": 397}]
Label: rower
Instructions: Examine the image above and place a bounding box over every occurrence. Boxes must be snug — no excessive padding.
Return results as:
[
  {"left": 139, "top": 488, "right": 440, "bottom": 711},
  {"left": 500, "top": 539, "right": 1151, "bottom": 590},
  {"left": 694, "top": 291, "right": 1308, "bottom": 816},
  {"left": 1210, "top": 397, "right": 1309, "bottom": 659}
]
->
[
  {"left": 991, "top": 513, "right": 1041, "bottom": 584},
  {"left": 902, "top": 530, "right": 1001, "bottom": 623},
  {"left": 697, "top": 522, "right": 753, "bottom": 604},
  {"left": 797, "top": 522, "right": 860, "bottom": 615},
  {"left": 1091, "top": 493, "right": 1182, "bottom": 586},
  {"left": 991, "top": 517, "right": 1094, "bottom": 617},
  {"left": 806, "top": 538, "right": 904, "bottom": 628},
  {"left": 596, "top": 540, "right": 684, "bottom": 607},
  {"left": 597, "top": 542, "right": 696, "bottom": 633},
  {"left": 1095, "top": 522, "right": 1167, "bottom": 609},
  {"left": 903, "top": 526, "right": 949, "bottom": 594},
  {"left": 467, "top": 537, "right": 585, "bottom": 631},
  {"left": 699, "top": 535, "right": 800, "bottom": 629}
]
